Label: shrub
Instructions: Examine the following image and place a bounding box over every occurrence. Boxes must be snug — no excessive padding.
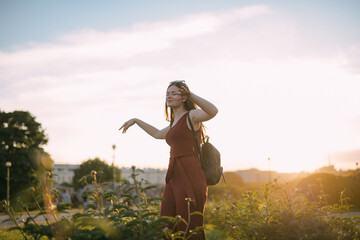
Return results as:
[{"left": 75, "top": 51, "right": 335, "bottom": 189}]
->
[
  {"left": 2, "top": 166, "right": 203, "bottom": 240},
  {"left": 211, "top": 180, "right": 360, "bottom": 240},
  {"left": 208, "top": 172, "right": 246, "bottom": 201},
  {"left": 297, "top": 173, "right": 360, "bottom": 207}
]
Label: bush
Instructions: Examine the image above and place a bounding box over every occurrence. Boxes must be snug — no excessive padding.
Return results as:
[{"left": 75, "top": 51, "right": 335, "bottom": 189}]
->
[
  {"left": 297, "top": 173, "right": 360, "bottom": 207},
  {"left": 2, "top": 166, "right": 203, "bottom": 240},
  {"left": 208, "top": 172, "right": 246, "bottom": 201},
  {"left": 211, "top": 180, "right": 360, "bottom": 240}
]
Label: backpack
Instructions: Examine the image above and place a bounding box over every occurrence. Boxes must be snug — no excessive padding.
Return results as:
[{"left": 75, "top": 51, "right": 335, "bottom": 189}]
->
[{"left": 187, "top": 112, "right": 225, "bottom": 186}]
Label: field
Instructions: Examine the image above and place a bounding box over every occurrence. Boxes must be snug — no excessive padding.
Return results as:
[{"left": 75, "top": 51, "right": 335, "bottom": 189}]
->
[{"left": 1, "top": 170, "right": 360, "bottom": 239}]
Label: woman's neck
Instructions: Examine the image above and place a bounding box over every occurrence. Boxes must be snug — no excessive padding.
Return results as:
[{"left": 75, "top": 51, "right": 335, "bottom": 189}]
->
[{"left": 172, "top": 106, "right": 187, "bottom": 118}]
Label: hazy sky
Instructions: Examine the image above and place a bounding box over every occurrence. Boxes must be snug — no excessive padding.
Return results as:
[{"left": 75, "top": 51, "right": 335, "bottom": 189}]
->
[{"left": 1, "top": 0, "right": 360, "bottom": 173}]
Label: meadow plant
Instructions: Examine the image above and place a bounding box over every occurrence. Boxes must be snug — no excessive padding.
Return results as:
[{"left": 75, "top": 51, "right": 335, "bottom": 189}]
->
[
  {"left": 2, "top": 166, "right": 203, "bottom": 239},
  {"left": 210, "top": 180, "right": 360, "bottom": 240}
]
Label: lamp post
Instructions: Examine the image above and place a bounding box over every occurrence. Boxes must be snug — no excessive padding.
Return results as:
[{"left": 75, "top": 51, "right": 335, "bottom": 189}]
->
[
  {"left": 91, "top": 170, "right": 97, "bottom": 184},
  {"left": 5, "top": 161, "right": 11, "bottom": 206},
  {"left": 112, "top": 144, "right": 116, "bottom": 190},
  {"left": 267, "top": 157, "right": 271, "bottom": 182}
]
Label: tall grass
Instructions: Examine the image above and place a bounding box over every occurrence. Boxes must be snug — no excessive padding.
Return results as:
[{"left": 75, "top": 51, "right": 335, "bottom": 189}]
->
[{"left": 207, "top": 180, "right": 360, "bottom": 240}]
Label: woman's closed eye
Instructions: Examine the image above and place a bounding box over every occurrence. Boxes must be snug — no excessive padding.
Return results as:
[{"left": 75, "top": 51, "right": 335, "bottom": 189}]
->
[{"left": 166, "top": 91, "right": 181, "bottom": 96}]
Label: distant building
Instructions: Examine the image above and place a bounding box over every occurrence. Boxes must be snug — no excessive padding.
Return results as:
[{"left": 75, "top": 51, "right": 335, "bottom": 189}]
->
[
  {"left": 316, "top": 165, "right": 338, "bottom": 174},
  {"left": 121, "top": 167, "right": 167, "bottom": 185},
  {"left": 52, "top": 164, "right": 167, "bottom": 186},
  {"left": 236, "top": 168, "right": 271, "bottom": 183},
  {"left": 53, "top": 164, "right": 79, "bottom": 185},
  {"left": 236, "top": 168, "right": 309, "bottom": 183}
]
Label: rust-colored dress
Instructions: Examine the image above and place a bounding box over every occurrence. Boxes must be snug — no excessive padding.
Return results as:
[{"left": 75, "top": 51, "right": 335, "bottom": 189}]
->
[{"left": 161, "top": 112, "right": 207, "bottom": 240}]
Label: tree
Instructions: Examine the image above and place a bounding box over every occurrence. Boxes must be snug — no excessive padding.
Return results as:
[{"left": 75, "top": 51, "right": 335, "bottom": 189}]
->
[
  {"left": 72, "top": 158, "right": 121, "bottom": 190},
  {"left": 0, "top": 110, "right": 52, "bottom": 203}
]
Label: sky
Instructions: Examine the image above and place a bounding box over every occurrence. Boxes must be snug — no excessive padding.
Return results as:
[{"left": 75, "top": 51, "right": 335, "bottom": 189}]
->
[{"left": 1, "top": 0, "right": 360, "bottom": 173}]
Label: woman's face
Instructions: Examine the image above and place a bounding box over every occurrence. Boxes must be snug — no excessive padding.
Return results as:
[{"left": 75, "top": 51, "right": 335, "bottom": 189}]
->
[{"left": 166, "top": 85, "right": 184, "bottom": 108}]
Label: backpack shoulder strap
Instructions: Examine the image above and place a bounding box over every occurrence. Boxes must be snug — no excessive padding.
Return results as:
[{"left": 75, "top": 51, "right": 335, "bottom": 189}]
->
[{"left": 187, "top": 111, "right": 203, "bottom": 166}]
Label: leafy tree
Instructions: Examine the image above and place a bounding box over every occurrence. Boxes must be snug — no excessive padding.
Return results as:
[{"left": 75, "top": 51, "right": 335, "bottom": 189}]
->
[
  {"left": 0, "top": 110, "right": 52, "bottom": 203},
  {"left": 73, "top": 158, "right": 121, "bottom": 190}
]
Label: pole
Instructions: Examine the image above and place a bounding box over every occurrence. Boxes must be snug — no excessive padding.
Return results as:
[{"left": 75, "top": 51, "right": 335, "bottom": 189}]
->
[
  {"left": 7, "top": 167, "right": 10, "bottom": 204},
  {"left": 5, "top": 161, "right": 11, "bottom": 206},
  {"left": 267, "top": 157, "right": 271, "bottom": 182},
  {"left": 112, "top": 145, "right": 116, "bottom": 190}
]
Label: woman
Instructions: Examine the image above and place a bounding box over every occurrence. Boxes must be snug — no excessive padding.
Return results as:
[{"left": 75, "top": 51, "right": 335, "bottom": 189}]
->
[{"left": 120, "top": 80, "right": 218, "bottom": 239}]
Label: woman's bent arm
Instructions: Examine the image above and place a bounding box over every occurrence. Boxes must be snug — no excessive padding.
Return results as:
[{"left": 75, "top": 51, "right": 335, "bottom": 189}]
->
[
  {"left": 178, "top": 85, "right": 218, "bottom": 123},
  {"left": 119, "top": 118, "right": 169, "bottom": 139},
  {"left": 189, "top": 92, "right": 218, "bottom": 122}
]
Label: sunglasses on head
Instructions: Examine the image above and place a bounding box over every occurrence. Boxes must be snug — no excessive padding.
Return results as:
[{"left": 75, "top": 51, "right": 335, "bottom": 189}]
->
[{"left": 169, "top": 80, "right": 186, "bottom": 84}]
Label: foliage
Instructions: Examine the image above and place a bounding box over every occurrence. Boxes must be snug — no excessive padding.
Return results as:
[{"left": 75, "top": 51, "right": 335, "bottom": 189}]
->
[
  {"left": 204, "top": 223, "right": 231, "bottom": 240},
  {"left": 210, "top": 180, "right": 360, "bottom": 240},
  {"left": 0, "top": 228, "right": 35, "bottom": 240},
  {"left": 2, "top": 166, "right": 204, "bottom": 240},
  {"left": 59, "top": 182, "right": 73, "bottom": 188},
  {"left": 0, "top": 110, "right": 52, "bottom": 206},
  {"left": 2, "top": 170, "right": 360, "bottom": 239},
  {"left": 345, "top": 169, "right": 360, "bottom": 181},
  {"left": 72, "top": 158, "right": 121, "bottom": 190},
  {"left": 208, "top": 171, "right": 245, "bottom": 201},
  {"left": 297, "top": 172, "right": 360, "bottom": 207}
]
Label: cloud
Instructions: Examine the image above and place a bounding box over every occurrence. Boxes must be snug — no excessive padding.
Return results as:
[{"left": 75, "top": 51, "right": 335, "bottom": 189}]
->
[
  {"left": 0, "top": 4, "right": 272, "bottom": 115},
  {"left": 1, "top": 4, "right": 359, "bottom": 171},
  {"left": 335, "top": 43, "right": 360, "bottom": 74},
  {"left": 0, "top": 5, "right": 272, "bottom": 110},
  {"left": 0, "top": 5, "right": 269, "bottom": 70}
]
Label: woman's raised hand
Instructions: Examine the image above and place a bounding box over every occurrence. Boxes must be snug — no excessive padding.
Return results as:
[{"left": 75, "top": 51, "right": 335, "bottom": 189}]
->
[
  {"left": 119, "top": 118, "right": 136, "bottom": 133},
  {"left": 179, "top": 85, "right": 190, "bottom": 98}
]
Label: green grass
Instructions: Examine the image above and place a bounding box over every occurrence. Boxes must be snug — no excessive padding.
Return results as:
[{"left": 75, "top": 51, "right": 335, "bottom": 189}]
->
[
  {"left": 0, "top": 228, "right": 26, "bottom": 240},
  {"left": 205, "top": 224, "right": 232, "bottom": 240},
  {"left": 0, "top": 228, "right": 50, "bottom": 240},
  {"left": 0, "top": 223, "right": 228, "bottom": 240}
]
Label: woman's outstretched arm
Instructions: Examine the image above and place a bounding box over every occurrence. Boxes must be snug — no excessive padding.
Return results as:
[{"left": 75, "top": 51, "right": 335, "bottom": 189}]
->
[{"left": 119, "top": 118, "right": 169, "bottom": 139}]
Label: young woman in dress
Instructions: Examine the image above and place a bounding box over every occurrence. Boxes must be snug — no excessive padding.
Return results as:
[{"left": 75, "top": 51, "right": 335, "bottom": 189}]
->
[{"left": 120, "top": 80, "right": 218, "bottom": 239}]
